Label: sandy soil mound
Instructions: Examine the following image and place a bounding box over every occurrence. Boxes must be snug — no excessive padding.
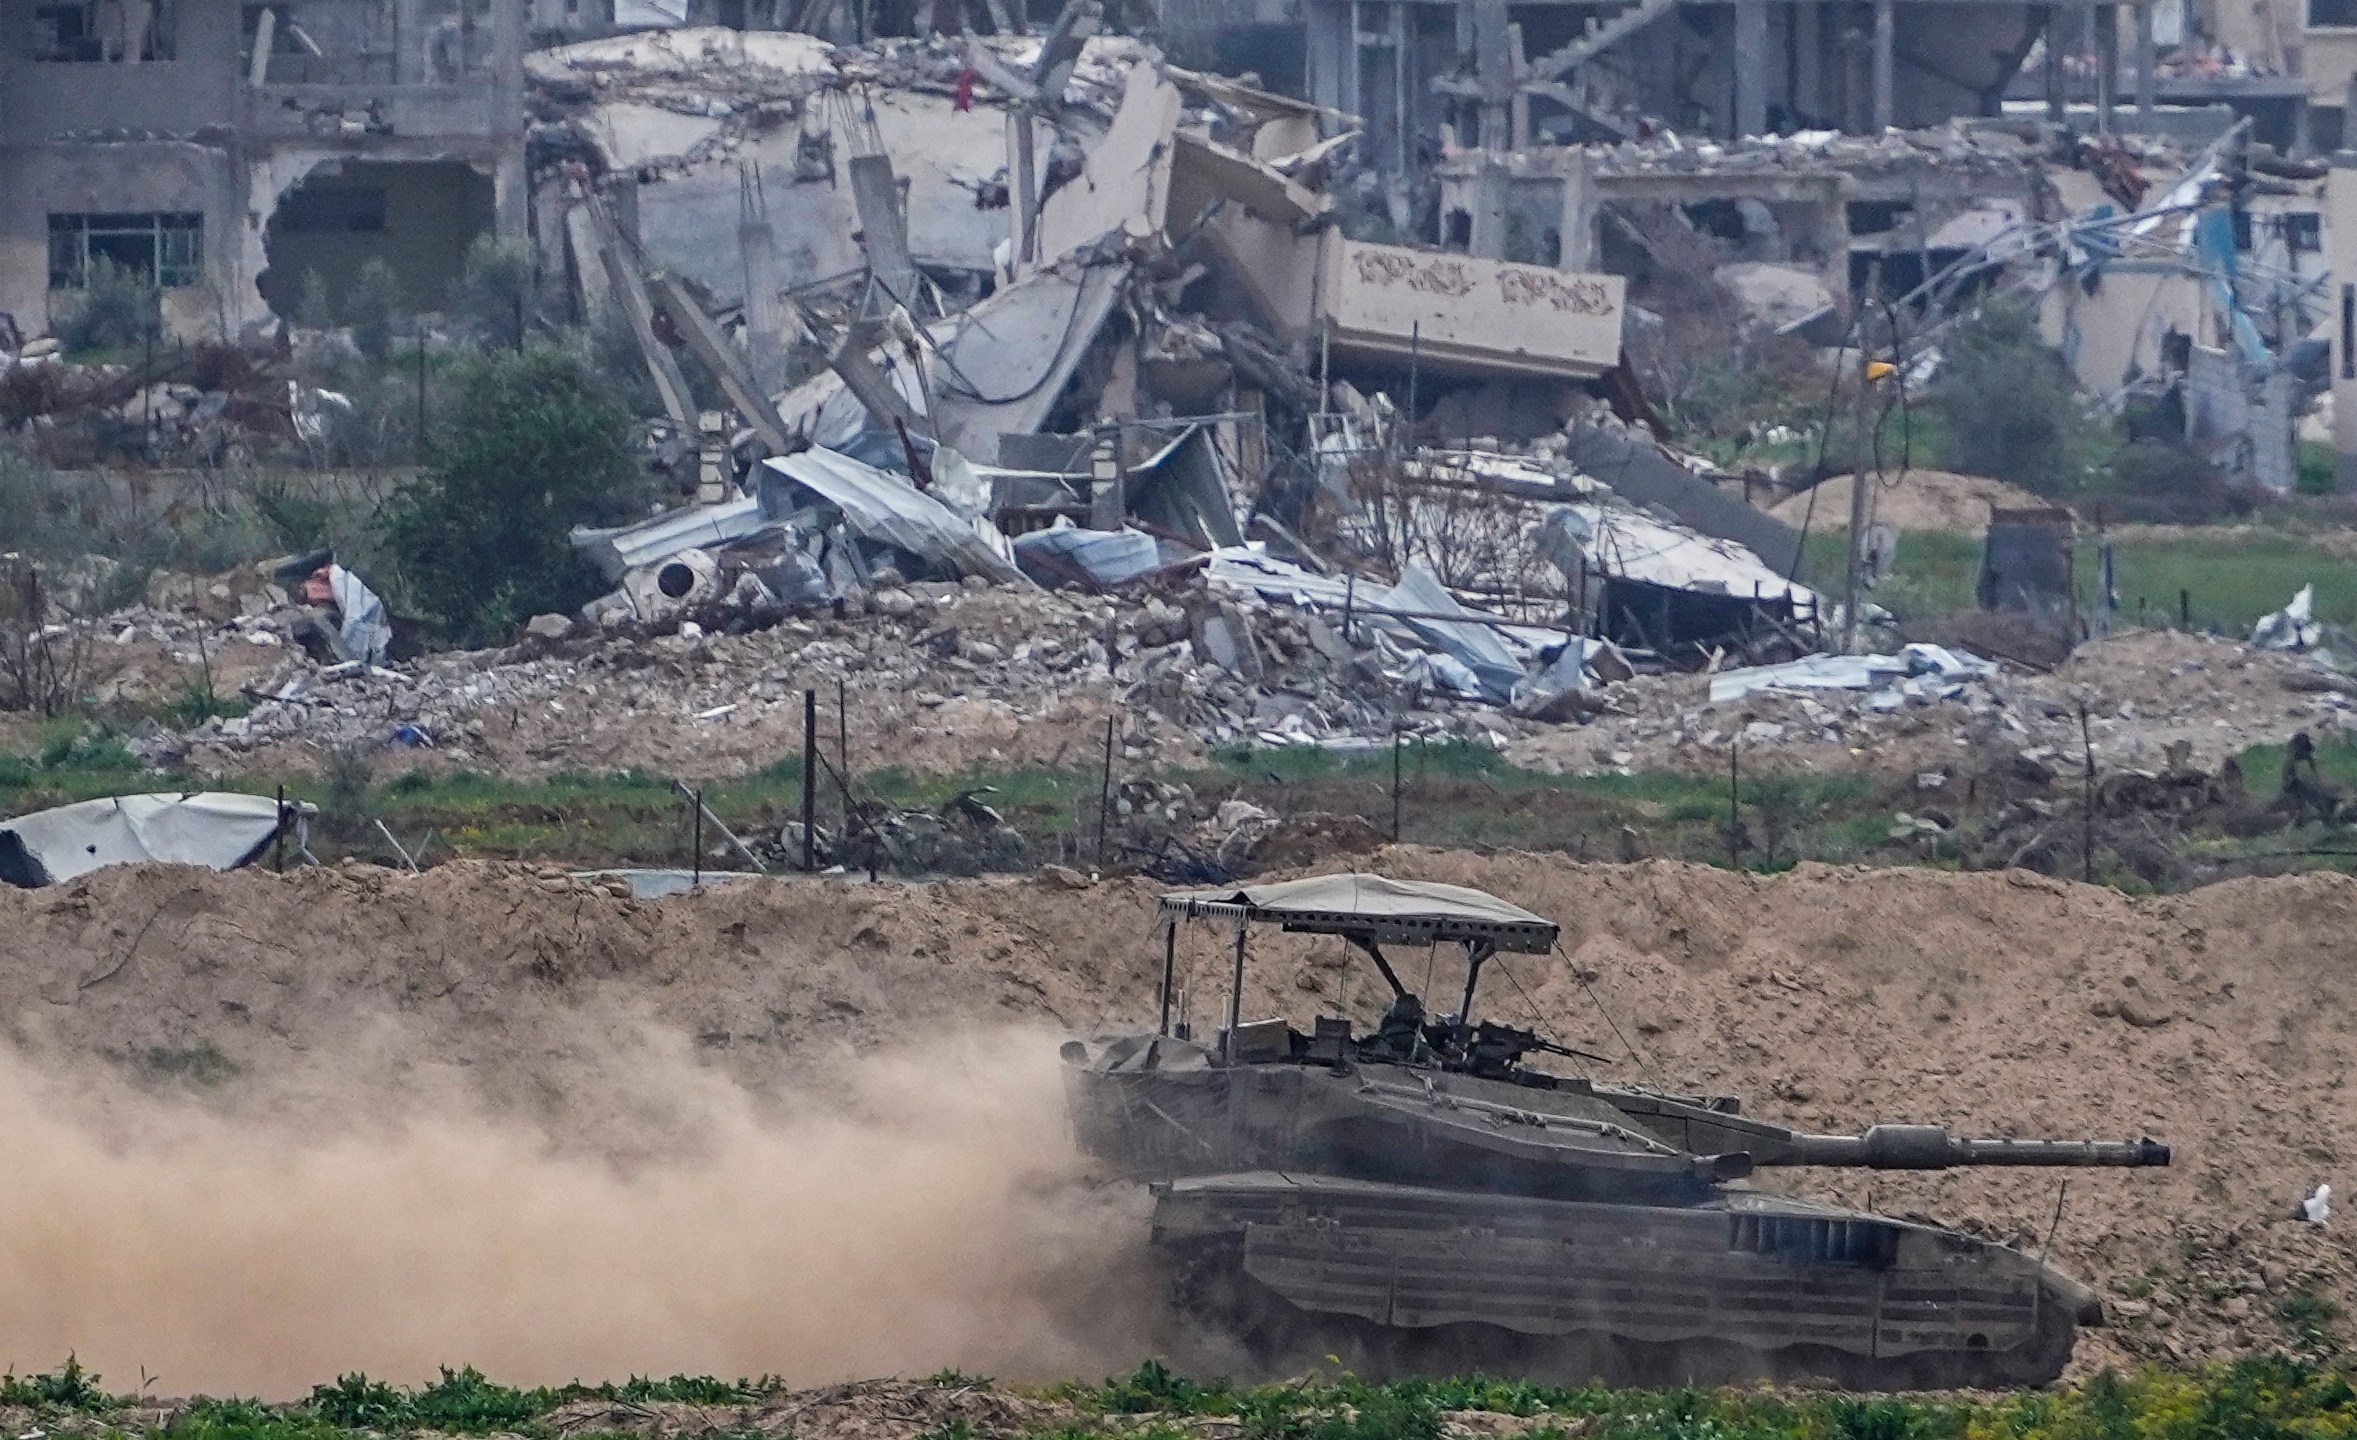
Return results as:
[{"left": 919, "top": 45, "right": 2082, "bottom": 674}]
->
[
  {"left": 0, "top": 854, "right": 2351, "bottom": 1385},
  {"left": 1771, "top": 471, "right": 2059, "bottom": 533}
]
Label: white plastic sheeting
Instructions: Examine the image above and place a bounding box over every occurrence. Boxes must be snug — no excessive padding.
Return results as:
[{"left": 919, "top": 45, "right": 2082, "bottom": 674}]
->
[
  {"left": 1708, "top": 642, "right": 1996, "bottom": 704},
  {"left": 0, "top": 792, "right": 285, "bottom": 888},
  {"left": 2251, "top": 584, "right": 2322, "bottom": 650},
  {"left": 762, "top": 448, "right": 1028, "bottom": 586},
  {"left": 327, "top": 564, "right": 391, "bottom": 665}
]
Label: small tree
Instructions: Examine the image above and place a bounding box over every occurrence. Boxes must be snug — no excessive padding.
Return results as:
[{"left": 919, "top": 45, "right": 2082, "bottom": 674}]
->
[
  {"left": 384, "top": 343, "right": 642, "bottom": 645},
  {"left": 1928, "top": 300, "right": 2097, "bottom": 495},
  {"left": 454, "top": 235, "right": 532, "bottom": 350}
]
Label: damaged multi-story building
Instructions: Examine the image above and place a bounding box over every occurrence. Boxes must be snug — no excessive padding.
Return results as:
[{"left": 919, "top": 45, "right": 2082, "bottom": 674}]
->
[{"left": 0, "top": 0, "right": 537, "bottom": 341}]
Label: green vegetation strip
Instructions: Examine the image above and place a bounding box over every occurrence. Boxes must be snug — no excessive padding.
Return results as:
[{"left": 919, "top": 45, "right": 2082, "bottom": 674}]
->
[
  {"left": 15, "top": 717, "right": 2357, "bottom": 889},
  {"left": 1795, "top": 528, "right": 2357, "bottom": 637},
  {"left": 11, "top": 1358, "right": 2357, "bottom": 1440}
]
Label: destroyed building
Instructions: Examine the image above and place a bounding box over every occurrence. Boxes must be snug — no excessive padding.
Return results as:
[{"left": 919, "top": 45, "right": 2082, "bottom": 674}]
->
[{"left": 0, "top": 0, "right": 531, "bottom": 341}]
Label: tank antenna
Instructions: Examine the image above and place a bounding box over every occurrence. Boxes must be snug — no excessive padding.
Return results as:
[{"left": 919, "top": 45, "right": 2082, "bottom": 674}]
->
[
  {"left": 1561, "top": 941, "right": 1662, "bottom": 1091},
  {"left": 2038, "top": 1179, "right": 2070, "bottom": 1268}
]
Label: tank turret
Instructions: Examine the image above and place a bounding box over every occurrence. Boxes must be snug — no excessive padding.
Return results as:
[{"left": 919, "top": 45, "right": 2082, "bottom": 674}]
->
[{"left": 1064, "top": 873, "right": 2173, "bottom": 1390}]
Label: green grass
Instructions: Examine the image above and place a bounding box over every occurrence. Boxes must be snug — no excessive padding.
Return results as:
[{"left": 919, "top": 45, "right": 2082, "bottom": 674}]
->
[
  {"left": 9, "top": 1358, "right": 2357, "bottom": 1440},
  {"left": 1798, "top": 525, "right": 2357, "bottom": 636},
  {"left": 3, "top": 693, "right": 2357, "bottom": 890}
]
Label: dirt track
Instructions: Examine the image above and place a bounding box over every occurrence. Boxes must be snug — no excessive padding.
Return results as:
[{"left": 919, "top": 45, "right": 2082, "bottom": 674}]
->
[{"left": 1, "top": 854, "right": 2352, "bottom": 1387}]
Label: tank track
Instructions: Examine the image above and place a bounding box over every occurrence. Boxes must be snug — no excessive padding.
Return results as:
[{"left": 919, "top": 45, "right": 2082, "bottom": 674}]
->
[{"left": 1162, "top": 1239, "right": 2077, "bottom": 1391}]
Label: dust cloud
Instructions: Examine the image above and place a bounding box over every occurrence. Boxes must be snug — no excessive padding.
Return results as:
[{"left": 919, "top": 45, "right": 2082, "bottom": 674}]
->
[{"left": 0, "top": 1030, "right": 1154, "bottom": 1398}]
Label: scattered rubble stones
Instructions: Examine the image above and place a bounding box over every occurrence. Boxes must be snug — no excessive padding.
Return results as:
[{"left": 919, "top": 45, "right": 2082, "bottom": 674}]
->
[{"left": 57, "top": 561, "right": 2357, "bottom": 792}]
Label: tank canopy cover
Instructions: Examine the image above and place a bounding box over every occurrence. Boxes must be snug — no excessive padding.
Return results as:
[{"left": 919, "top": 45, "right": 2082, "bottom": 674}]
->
[{"left": 1159, "top": 873, "right": 1561, "bottom": 954}]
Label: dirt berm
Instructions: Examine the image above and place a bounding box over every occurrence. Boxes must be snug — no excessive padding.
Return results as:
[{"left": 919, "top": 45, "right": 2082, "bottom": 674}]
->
[{"left": 1, "top": 854, "right": 2351, "bottom": 1385}]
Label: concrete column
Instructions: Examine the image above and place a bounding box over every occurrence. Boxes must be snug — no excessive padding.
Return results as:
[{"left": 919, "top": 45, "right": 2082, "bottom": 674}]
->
[
  {"left": 1556, "top": 149, "right": 1596, "bottom": 270},
  {"left": 1306, "top": 0, "right": 1347, "bottom": 124},
  {"left": 1795, "top": 0, "right": 1823, "bottom": 125},
  {"left": 493, "top": 0, "right": 527, "bottom": 242},
  {"left": 1345, "top": 0, "right": 1362, "bottom": 129},
  {"left": 1390, "top": 1, "right": 1410, "bottom": 174},
  {"left": 2044, "top": 4, "right": 2065, "bottom": 120},
  {"left": 2135, "top": 0, "right": 2156, "bottom": 116},
  {"left": 392, "top": 0, "right": 421, "bottom": 84},
  {"left": 1473, "top": 0, "right": 1510, "bottom": 148},
  {"left": 1870, "top": 0, "right": 1893, "bottom": 131},
  {"left": 2095, "top": 3, "right": 2118, "bottom": 132},
  {"left": 1469, "top": 156, "right": 1510, "bottom": 258},
  {"left": 1735, "top": 0, "right": 1769, "bottom": 136}
]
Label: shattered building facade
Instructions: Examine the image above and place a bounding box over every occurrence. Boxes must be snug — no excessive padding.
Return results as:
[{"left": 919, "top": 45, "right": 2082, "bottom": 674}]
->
[{"left": 0, "top": 0, "right": 530, "bottom": 341}]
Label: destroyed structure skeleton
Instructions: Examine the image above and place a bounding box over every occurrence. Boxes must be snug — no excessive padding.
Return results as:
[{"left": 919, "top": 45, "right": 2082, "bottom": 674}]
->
[{"left": 4, "top": 0, "right": 2357, "bottom": 837}]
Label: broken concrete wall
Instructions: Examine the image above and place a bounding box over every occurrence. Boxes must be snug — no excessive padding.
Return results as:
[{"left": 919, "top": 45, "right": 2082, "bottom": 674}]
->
[
  {"left": 1316, "top": 232, "right": 1626, "bottom": 379},
  {"left": 1033, "top": 59, "right": 1180, "bottom": 263},
  {"left": 243, "top": 139, "right": 521, "bottom": 329},
  {"left": 2042, "top": 260, "right": 2207, "bottom": 398},
  {"left": 2330, "top": 151, "right": 2357, "bottom": 486},
  {"left": 259, "top": 159, "right": 498, "bottom": 320},
  {"left": 0, "top": 0, "right": 242, "bottom": 136},
  {"left": 0, "top": 141, "right": 240, "bottom": 341}
]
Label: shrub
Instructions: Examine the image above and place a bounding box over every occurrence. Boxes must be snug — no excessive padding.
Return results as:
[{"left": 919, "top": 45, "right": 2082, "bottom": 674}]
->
[
  {"left": 383, "top": 341, "right": 643, "bottom": 645},
  {"left": 2092, "top": 439, "right": 2259, "bottom": 524},
  {"left": 55, "top": 257, "right": 162, "bottom": 358},
  {"left": 1927, "top": 300, "right": 2099, "bottom": 494}
]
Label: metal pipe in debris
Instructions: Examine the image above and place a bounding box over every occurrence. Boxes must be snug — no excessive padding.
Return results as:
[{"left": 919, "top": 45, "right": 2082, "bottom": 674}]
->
[{"left": 670, "top": 780, "right": 771, "bottom": 875}]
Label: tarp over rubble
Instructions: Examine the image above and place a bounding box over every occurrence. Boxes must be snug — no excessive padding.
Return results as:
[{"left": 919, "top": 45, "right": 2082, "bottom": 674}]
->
[{"left": 0, "top": 792, "right": 286, "bottom": 889}]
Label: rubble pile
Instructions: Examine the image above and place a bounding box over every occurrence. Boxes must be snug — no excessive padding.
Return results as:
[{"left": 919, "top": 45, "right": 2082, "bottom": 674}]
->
[
  {"left": 74, "top": 546, "right": 2353, "bottom": 803},
  {"left": 1508, "top": 628, "right": 2357, "bottom": 779},
  {"left": 1586, "top": 116, "right": 2053, "bottom": 181},
  {"left": 143, "top": 573, "right": 1548, "bottom": 779},
  {"left": 0, "top": 336, "right": 335, "bottom": 468}
]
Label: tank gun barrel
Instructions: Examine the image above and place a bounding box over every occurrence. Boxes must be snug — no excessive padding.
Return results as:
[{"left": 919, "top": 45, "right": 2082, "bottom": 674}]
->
[{"left": 1759, "top": 1124, "right": 2171, "bottom": 1169}]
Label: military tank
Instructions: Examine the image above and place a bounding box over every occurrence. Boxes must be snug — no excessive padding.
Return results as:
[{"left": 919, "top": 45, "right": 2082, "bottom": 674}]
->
[{"left": 1061, "top": 873, "right": 2171, "bottom": 1389}]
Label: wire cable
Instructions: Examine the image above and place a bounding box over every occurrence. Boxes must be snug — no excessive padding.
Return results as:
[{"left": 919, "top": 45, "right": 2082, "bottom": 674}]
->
[{"left": 1557, "top": 940, "right": 1663, "bottom": 1092}]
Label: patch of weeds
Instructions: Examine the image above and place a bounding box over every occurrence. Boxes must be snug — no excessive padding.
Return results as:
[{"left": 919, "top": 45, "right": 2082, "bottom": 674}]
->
[
  {"left": 168, "top": 1397, "right": 356, "bottom": 1440},
  {"left": 406, "top": 1365, "right": 549, "bottom": 1431},
  {"left": 1823, "top": 1398, "right": 1920, "bottom": 1440},
  {"left": 2278, "top": 1285, "right": 2343, "bottom": 1351},
  {"left": 310, "top": 1372, "right": 407, "bottom": 1428},
  {"left": 0, "top": 1355, "right": 116, "bottom": 1411},
  {"left": 926, "top": 1370, "right": 993, "bottom": 1391},
  {"left": 1087, "top": 1361, "right": 1236, "bottom": 1417},
  {"left": 917, "top": 1420, "right": 978, "bottom": 1440},
  {"left": 584, "top": 1376, "right": 781, "bottom": 1405},
  {"left": 163, "top": 682, "right": 251, "bottom": 728}
]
